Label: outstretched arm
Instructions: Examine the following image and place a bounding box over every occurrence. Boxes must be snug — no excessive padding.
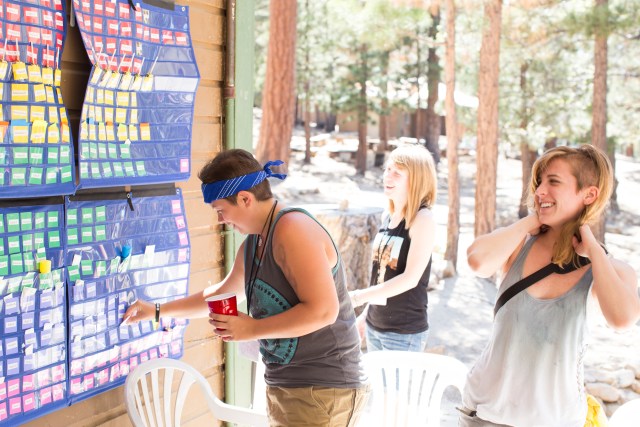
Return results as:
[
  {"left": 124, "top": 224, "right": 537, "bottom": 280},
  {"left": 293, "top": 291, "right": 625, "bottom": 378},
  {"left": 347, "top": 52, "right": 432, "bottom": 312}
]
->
[
  {"left": 466, "top": 213, "right": 541, "bottom": 278},
  {"left": 123, "top": 241, "right": 247, "bottom": 323},
  {"left": 576, "top": 224, "right": 640, "bottom": 330}
]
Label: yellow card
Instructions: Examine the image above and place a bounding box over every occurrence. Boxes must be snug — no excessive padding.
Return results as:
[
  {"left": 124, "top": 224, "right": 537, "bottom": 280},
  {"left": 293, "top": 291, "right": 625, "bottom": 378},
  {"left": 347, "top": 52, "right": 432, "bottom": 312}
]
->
[
  {"left": 45, "top": 86, "right": 56, "bottom": 103},
  {"left": 104, "top": 107, "right": 114, "bottom": 123},
  {"left": 12, "top": 125, "right": 29, "bottom": 143},
  {"left": 141, "top": 74, "right": 154, "bottom": 92},
  {"left": 33, "top": 84, "right": 47, "bottom": 103},
  {"left": 31, "top": 120, "right": 48, "bottom": 143},
  {"left": 54, "top": 69, "right": 62, "bottom": 87},
  {"left": 80, "top": 122, "right": 88, "bottom": 140},
  {"left": 104, "top": 90, "right": 114, "bottom": 105},
  {"left": 86, "top": 87, "right": 95, "bottom": 103},
  {"left": 90, "top": 67, "right": 104, "bottom": 85},
  {"left": 30, "top": 105, "right": 46, "bottom": 121},
  {"left": 99, "top": 123, "right": 107, "bottom": 141},
  {"left": 87, "top": 105, "right": 95, "bottom": 120},
  {"left": 12, "top": 62, "right": 29, "bottom": 81},
  {"left": 107, "top": 71, "right": 121, "bottom": 89},
  {"left": 48, "top": 106, "right": 59, "bottom": 123},
  {"left": 115, "top": 108, "right": 127, "bottom": 124},
  {"left": 119, "top": 73, "right": 134, "bottom": 91},
  {"left": 130, "top": 93, "right": 137, "bottom": 107},
  {"left": 11, "top": 84, "right": 29, "bottom": 102},
  {"left": 131, "top": 74, "right": 144, "bottom": 92},
  {"left": 61, "top": 124, "right": 70, "bottom": 143},
  {"left": 56, "top": 88, "right": 63, "bottom": 102},
  {"left": 140, "top": 123, "right": 151, "bottom": 141},
  {"left": 89, "top": 124, "right": 97, "bottom": 140},
  {"left": 106, "top": 124, "right": 115, "bottom": 141},
  {"left": 97, "top": 89, "right": 105, "bottom": 105},
  {"left": 59, "top": 107, "right": 68, "bottom": 124},
  {"left": 42, "top": 67, "right": 54, "bottom": 86},
  {"left": 128, "top": 124, "right": 139, "bottom": 141},
  {"left": 95, "top": 106, "right": 104, "bottom": 123},
  {"left": 48, "top": 123, "right": 60, "bottom": 143},
  {"left": 99, "top": 70, "right": 111, "bottom": 87},
  {"left": 28, "top": 64, "right": 43, "bottom": 83},
  {"left": 117, "top": 123, "right": 128, "bottom": 141},
  {"left": 129, "top": 108, "right": 138, "bottom": 124},
  {"left": 11, "top": 105, "right": 29, "bottom": 121},
  {"left": 0, "top": 61, "right": 8, "bottom": 79},
  {"left": 116, "top": 92, "right": 129, "bottom": 107}
]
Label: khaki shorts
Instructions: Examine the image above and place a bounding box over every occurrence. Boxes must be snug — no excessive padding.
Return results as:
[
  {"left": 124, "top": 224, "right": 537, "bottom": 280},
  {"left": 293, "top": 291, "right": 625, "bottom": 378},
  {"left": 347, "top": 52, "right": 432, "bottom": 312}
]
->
[{"left": 266, "top": 384, "right": 371, "bottom": 427}]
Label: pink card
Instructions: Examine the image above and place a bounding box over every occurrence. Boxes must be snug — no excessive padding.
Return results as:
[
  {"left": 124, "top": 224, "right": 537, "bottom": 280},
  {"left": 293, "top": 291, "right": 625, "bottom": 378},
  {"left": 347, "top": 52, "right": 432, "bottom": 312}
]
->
[
  {"left": 22, "top": 393, "right": 36, "bottom": 412},
  {"left": 178, "top": 231, "right": 188, "bottom": 246},
  {"left": 22, "top": 375, "right": 34, "bottom": 392},
  {"left": 40, "top": 387, "right": 52, "bottom": 406},
  {"left": 180, "top": 158, "right": 189, "bottom": 173},
  {"left": 171, "top": 200, "right": 181, "bottom": 214},
  {"left": 7, "top": 380, "right": 20, "bottom": 398},
  {"left": 70, "top": 378, "right": 83, "bottom": 395},
  {"left": 8, "top": 397, "right": 21, "bottom": 415},
  {"left": 175, "top": 216, "right": 186, "bottom": 229},
  {"left": 52, "top": 364, "right": 65, "bottom": 382},
  {"left": 178, "top": 248, "right": 188, "bottom": 263},
  {"left": 52, "top": 384, "right": 64, "bottom": 401},
  {"left": 97, "top": 369, "right": 109, "bottom": 386},
  {"left": 83, "top": 375, "right": 94, "bottom": 391},
  {"left": 0, "top": 402, "right": 6, "bottom": 420}
]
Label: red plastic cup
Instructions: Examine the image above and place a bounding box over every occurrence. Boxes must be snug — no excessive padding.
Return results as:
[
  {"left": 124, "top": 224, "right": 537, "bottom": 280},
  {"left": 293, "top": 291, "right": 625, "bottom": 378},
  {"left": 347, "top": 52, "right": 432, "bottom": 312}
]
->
[{"left": 206, "top": 293, "right": 238, "bottom": 316}]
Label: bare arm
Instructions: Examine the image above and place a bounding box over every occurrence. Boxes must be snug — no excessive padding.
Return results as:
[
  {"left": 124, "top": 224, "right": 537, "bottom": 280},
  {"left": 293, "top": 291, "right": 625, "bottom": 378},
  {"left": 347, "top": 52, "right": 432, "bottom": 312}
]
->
[
  {"left": 123, "top": 241, "right": 247, "bottom": 323},
  {"left": 211, "top": 212, "right": 340, "bottom": 340},
  {"left": 350, "top": 209, "right": 436, "bottom": 306},
  {"left": 466, "top": 213, "right": 541, "bottom": 278},
  {"left": 576, "top": 225, "right": 640, "bottom": 330}
]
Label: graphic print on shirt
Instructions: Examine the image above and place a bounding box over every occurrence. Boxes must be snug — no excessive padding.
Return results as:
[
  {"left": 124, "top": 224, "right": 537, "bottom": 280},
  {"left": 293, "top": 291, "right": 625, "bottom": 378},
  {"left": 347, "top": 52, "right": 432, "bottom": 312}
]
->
[
  {"left": 372, "top": 233, "right": 404, "bottom": 284},
  {"left": 251, "top": 278, "right": 297, "bottom": 364}
]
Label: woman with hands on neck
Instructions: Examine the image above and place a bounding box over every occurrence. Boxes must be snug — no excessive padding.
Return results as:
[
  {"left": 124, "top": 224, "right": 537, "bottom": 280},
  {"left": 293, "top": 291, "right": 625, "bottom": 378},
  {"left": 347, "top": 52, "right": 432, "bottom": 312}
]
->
[
  {"left": 460, "top": 144, "right": 640, "bottom": 427},
  {"left": 122, "top": 149, "right": 369, "bottom": 427}
]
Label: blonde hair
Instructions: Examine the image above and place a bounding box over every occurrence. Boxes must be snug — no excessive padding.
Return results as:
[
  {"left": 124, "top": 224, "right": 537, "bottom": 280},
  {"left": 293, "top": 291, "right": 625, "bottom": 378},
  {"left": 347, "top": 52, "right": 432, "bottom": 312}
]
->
[
  {"left": 387, "top": 144, "right": 437, "bottom": 228},
  {"left": 527, "top": 144, "right": 613, "bottom": 267}
]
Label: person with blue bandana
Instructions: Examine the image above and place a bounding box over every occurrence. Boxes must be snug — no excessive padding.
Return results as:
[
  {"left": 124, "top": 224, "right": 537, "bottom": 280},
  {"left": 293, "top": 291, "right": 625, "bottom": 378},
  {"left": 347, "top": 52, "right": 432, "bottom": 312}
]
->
[{"left": 122, "top": 149, "right": 370, "bottom": 427}]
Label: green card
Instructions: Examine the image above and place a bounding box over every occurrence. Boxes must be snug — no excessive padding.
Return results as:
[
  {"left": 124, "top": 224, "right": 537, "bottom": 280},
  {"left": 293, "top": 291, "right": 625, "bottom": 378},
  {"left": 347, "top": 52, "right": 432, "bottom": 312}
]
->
[
  {"left": 109, "top": 257, "right": 119, "bottom": 274},
  {"left": 23, "top": 252, "right": 35, "bottom": 272},
  {"left": 81, "top": 227, "right": 93, "bottom": 243},
  {"left": 20, "top": 212, "right": 33, "bottom": 231},
  {"left": 80, "top": 144, "right": 90, "bottom": 159},
  {"left": 67, "top": 265, "right": 80, "bottom": 281},
  {"left": 60, "top": 146, "right": 70, "bottom": 164},
  {"left": 67, "top": 228, "right": 79, "bottom": 246},
  {"left": 29, "top": 147, "right": 44, "bottom": 165},
  {"left": 47, "top": 147, "right": 59, "bottom": 164},
  {"left": 98, "top": 143, "right": 108, "bottom": 159},
  {"left": 12, "top": 147, "right": 29, "bottom": 165},
  {"left": 47, "top": 211, "right": 59, "bottom": 228},
  {"left": 0, "top": 147, "right": 6, "bottom": 165},
  {"left": 113, "top": 163, "right": 124, "bottom": 177},
  {"left": 34, "top": 232, "right": 45, "bottom": 249},
  {"left": 22, "top": 234, "right": 33, "bottom": 252},
  {"left": 7, "top": 213, "right": 20, "bottom": 232},
  {"left": 108, "top": 144, "right": 118, "bottom": 159},
  {"left": 10, "top": 253, "right": 24, "bottom": 275},
  {"left": 34, "top": 212, "right": 45, "bottom": 229},
  {"left": 45, "top": 168, "right": 58, "bottom": 184},
  {"left": 0, "top": 255, "right": 8, "bottom": 275},
  {"left": 28, "top": 167, "right": 44, "bottom": 185},
  {"left": 95, "top": 260, "right": 107, "bottom": 277},
  {"left": 48, "top": 230, "right": 61, "bottom": 248},
  {"left": 119, "top": 144, "right": 131, "bottom": 159},
  {"left": 80, "top": 260, "right": 93, "bottom": 276},
  {"left": 0, "top": 213, "right": 4, "bottom": 233},
  {"left": 89, "top": 143, "right": 98, "bottom": 159},
  {"left": 90, "top": 162, "right": 101, "bottom": 178},
  {"left": 7, "top": 235, "right": 20, "bottom": 254},
  {"left": 11, "top": 168, "right": 27, "bottom": 185},
  {"left": 81, "top": 208, "right": 94, "bottom": 224},
  {"left": 60, "top": 165, "right": 72, "bottom": 183},
  {"left": 0, "top": 238, "right": 4, "bottom": 256},
  {"left": 95, "top": 206, "right": 106, "bottom": 223},
  {"left": 102, "top": 163, "right": 113, "bottom": 178},
  {"left": 135, "top": 161, "right": 146, "bottom": 176},
  {"left": 80, "top": 162, "right": 90, "bottom": 179},
  {"left": 95, "top": 225, "right": 106, "bottom": 241},
  {"left": 124, "top": 162, "right": 135, "bottom": 177},
  {"left": 67, "top": 209, "right": 78, "bottom": 225}
]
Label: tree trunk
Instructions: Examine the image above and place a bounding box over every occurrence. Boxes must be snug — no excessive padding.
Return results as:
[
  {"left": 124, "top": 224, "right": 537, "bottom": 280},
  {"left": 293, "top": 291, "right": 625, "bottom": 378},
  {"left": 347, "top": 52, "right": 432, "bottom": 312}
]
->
[
  {"left": 255, "top": 0, "right": 297, "bottom": 172},
  {"left": 591, "top": 0, "right": 608, "bottom": 242},
  {"left": 474, "top": 0, "right": 502, "bottom": 238},
  {"left": 517, "top": 61, "right": 537, "bottom": 219},
  {"left": 415, "top": 27, "right": 423, "bottom": 143},
  {"left": 376, "top": 51, "right": 390, "bottom": 167},
  {"left": 444, "top": 0, "right": 460, "bottom": 270},
  {"left": 425, "top": 7, "right": 441, "bottom": 164},
  {"left": 356, "top": 44, "right": 368, "bottom": 175}
]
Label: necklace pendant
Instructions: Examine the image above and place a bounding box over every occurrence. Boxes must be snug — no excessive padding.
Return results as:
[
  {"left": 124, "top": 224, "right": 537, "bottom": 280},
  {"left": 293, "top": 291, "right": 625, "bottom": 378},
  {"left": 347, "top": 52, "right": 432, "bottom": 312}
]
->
[{"left": 257, "top": 236, "right": 263, "bottom": 247}]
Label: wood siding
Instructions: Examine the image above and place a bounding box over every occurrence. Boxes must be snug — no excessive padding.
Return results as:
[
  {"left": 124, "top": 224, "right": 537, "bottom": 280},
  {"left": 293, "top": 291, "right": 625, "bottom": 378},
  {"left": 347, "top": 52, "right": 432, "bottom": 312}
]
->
[{"left": 21, "top": 1, "right": 227, "bottom": 426}]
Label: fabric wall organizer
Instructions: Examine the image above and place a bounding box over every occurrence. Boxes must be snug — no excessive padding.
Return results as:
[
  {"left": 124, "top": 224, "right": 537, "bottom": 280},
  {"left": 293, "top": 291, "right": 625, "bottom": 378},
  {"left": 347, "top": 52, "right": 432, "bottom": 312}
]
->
[
  {"left": 65, "top": 187, "right": 190, "bottom": 404},
  {"left": 0, "top": 0, "right": 77, "bottom": 198},
  {"left": 0, "top": 200, "right": 68, "bottom": 425},
  {"left": 72, "top": 0, "right": 200, "bottom": 188}
]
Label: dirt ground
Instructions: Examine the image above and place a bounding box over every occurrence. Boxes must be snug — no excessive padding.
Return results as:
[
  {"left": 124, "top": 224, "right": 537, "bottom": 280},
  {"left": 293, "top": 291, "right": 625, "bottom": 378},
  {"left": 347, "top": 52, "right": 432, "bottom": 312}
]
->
[{"left": 271, "top": 142, "right": 640, "bottom": 425}]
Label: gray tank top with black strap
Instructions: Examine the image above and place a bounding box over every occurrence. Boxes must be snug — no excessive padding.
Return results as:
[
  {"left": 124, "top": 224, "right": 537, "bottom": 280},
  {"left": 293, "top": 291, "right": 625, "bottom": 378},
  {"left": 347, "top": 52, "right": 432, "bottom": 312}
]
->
[
  {"left": 244, "top": 207, "right": 366, "bottom": 388},
  {"left": 463, "top": 235, "right": 593, "bottom": 427}
]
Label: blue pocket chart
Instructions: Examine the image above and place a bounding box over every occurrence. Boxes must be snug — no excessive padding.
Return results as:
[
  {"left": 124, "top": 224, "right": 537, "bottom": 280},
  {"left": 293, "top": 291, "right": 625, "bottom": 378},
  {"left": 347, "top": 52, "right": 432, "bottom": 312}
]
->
[
  {"left": 65, "top": 187, "right": 190, "bottom": 404},
  {"left": 0, "top": 200, "right": 68, "bottom": 426},
  {"left": 72, "top": 0, "right": 200, "bottom": 189},
  {"left": 0, "top": 0, "right": 77, "bottom": 198}
]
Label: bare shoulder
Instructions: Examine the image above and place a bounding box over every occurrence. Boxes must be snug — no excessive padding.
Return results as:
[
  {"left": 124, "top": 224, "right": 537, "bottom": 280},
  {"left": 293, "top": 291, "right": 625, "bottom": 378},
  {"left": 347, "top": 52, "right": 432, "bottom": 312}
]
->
[{"left": 273, "top": 210, "right": 327, "bottom": 243}]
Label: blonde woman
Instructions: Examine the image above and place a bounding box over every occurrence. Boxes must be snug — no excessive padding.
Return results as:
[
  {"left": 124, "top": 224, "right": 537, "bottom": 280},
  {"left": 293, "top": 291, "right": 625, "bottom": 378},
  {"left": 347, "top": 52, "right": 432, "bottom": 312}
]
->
[
  {"left": 349, "top": 144, "right": 437, "bottom": 352},
  {"left": 460, "top": 145, "right": 640, "bottom": 426}
]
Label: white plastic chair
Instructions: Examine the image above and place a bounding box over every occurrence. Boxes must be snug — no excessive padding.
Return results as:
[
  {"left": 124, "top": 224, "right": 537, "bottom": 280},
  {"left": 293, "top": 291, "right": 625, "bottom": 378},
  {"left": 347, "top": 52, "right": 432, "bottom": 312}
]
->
[
  {"left": 359, "top": 350, "right": 468, "bottom": 427},
  {"left": 124, "top": 357, "right": 269, "bottom": 427},
  {"left": 609, "top": 398, "right": 640, "bottom": 427}
]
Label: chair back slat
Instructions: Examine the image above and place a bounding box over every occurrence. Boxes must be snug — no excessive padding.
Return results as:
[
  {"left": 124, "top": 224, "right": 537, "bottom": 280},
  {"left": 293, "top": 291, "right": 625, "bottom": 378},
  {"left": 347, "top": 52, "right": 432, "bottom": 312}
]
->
[
  {"left": 163, "top": 368, "right": 174, "bottom": 427},
  {"left": 140, "top": 374, "right": 156, "bottom": 427},
  {"left": 151, "top": 369, "right": 164, "bottom": 427}
]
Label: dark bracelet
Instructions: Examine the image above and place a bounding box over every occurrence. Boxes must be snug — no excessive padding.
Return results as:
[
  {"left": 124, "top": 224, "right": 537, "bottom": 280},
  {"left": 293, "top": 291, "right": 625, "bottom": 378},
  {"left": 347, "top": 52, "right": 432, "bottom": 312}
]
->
[{"left": 155, "top": 303, "right": 160, "bottom": 322}]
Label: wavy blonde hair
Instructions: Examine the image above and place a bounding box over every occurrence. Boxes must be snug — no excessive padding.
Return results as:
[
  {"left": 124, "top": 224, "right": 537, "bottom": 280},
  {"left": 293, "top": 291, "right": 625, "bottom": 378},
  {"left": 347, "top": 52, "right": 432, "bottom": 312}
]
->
[
  {"left": 387, "top": 144, "right": 437, "bottom": 228},
  {"left": 527, "top": 144, "right": 613, "bottom": 267}
]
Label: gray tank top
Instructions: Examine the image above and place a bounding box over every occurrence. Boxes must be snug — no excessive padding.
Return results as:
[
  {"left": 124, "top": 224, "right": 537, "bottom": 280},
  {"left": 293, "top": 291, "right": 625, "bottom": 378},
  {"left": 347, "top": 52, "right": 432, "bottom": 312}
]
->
[
  {"left": 463, "top": 236, "right": 593, "bottom": 427},
  {"left": 244, "top": 207, "right": 366, "bottom": 388}
]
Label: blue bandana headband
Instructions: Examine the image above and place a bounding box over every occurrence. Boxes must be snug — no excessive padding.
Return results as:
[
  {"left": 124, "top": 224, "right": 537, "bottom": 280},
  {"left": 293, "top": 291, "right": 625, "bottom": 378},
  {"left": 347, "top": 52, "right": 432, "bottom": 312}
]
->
[{"left": 201, "top": 160, "right": 287, "bottom": 203}]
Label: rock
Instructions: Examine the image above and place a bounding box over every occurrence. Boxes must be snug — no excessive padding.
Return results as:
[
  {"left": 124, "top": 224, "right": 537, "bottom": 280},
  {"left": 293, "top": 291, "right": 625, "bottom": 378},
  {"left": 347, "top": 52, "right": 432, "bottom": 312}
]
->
[
  {"left": 586, "top": 382, "right": 621, "bottom": 403},
  {"left": 613, "top": 369, "right": 637, "bottom": 388},
  {"left": 442, "top": 260, "right": 456, "bottom": 279},
  {"left": 625, "top": 361, "right": 640, "bottom": 379},
  {"left": 605, "top": 402, "right": 619, "bottom": 418},
  {"left": 632, "top": 380, "right": 640, "bottom": 394},
  {"left": 585, "top": 368, "right": 616, "bottom": 385},
  {"left": 620, "top": 387, "right": 640, "bottom": 403}
]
